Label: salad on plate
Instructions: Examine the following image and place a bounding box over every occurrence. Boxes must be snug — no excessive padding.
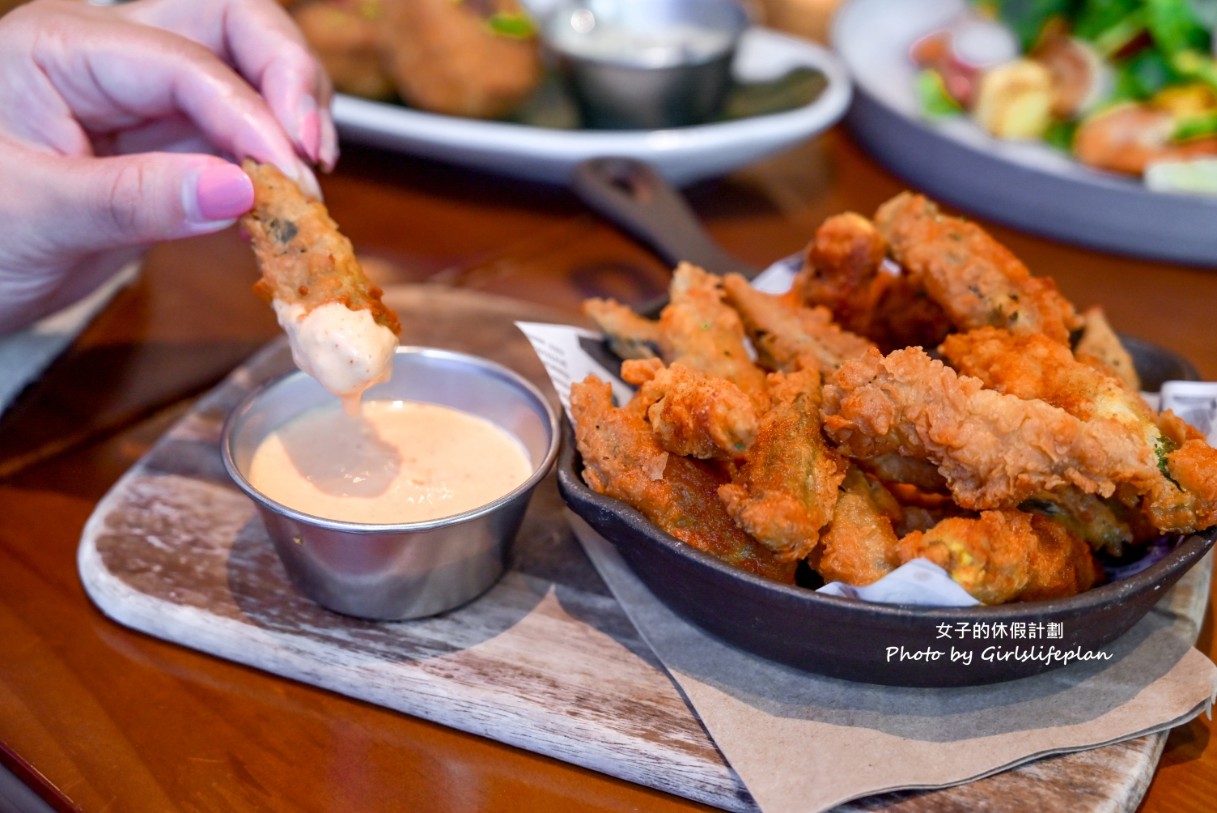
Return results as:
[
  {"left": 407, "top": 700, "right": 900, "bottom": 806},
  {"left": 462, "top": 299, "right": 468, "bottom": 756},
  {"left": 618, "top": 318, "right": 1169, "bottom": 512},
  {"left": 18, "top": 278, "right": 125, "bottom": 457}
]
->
[{"left": 911, "top": 0, "right": 1217, "bottom": 194}]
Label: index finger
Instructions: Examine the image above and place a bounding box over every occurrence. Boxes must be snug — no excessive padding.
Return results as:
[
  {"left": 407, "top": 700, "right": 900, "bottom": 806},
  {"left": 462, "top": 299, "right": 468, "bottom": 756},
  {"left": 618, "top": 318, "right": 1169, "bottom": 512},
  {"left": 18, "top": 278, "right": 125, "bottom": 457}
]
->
[{"left": 120, "top": 0, "right": 337, "bottom": 169}]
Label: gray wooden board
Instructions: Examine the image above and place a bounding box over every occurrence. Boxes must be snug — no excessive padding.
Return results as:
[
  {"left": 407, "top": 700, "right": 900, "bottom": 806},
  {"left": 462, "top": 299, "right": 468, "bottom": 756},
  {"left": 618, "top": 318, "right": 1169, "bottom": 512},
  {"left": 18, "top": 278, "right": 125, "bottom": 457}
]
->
[{"left": 77, "top": 286, "right": 1205, "bottom": 812}]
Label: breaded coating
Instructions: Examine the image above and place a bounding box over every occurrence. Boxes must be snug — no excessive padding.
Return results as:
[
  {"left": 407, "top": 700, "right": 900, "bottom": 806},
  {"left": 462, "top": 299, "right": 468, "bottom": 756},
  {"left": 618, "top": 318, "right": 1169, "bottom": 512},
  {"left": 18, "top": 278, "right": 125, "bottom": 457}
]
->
[
  {"left": 717, "top": 369, "right": 848, "bottom": 561},
  {"left": 874, "top": 192, "right": 1081, "bottom": 344},
  {"left": 658, "top": 263, "right": 767, "bottom": 397},
  {"left": 241, "top": 160, "right": 401, "bottom": 334},
  {"left": 1075, "top": 306, "right": 1140, "bottom": 391},
  {"left": 622, "top": 359, "right": 758, "bottom": 460},
  {"left": 821, "top": 347, "right": 1160, "bottom": 510},
  {"left": 791, "top": 212, "right": 887, "bottom": 332},
  {"left": 583, "top": 297, "right": 661, "bottom": 360},
  {"left": 813, "top": 467, "right": 901, "bottom": 586},
  {"left": 941, "top": 326, "right": 1217, "bottom": 535},
  {"left": 379, "top": 0, "right": 542, "bottom": 119},
  {"left": 570, "top": 375, "right": 796, "bottom": 583},
  {"left": 792, "top": 211, "right": 951, "bottom": 353},
  {"left": 896, "top": 511, "right": 1101, "bottom": 604},
  {"left": 721, "top": 273, "right": 874, "bottom": 374}
]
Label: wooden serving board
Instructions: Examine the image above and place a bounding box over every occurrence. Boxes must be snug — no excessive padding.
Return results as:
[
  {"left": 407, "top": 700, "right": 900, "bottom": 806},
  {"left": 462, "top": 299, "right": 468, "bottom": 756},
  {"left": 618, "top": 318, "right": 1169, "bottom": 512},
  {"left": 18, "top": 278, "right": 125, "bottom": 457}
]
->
[{"left": 78, "top": 286, "right": 1197, "bottom": 812}]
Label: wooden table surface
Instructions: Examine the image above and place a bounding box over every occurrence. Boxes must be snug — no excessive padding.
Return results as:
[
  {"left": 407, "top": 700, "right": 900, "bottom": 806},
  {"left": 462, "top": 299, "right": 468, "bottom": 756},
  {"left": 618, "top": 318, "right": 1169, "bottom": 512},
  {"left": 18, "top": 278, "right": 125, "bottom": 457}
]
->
[{"left": 2, "top": 127, "right": 1216, "bottom": 812}]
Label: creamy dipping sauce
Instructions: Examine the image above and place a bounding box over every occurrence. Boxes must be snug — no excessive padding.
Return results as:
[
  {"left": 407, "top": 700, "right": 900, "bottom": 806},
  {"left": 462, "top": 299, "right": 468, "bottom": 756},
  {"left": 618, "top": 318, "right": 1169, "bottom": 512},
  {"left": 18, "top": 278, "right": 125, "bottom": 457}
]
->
[
  {"left": 248, "top": 400, "right": 533, "bottom": 524},
  {"left": 273, "top": 300, "right": 398, "bottom": 411}
]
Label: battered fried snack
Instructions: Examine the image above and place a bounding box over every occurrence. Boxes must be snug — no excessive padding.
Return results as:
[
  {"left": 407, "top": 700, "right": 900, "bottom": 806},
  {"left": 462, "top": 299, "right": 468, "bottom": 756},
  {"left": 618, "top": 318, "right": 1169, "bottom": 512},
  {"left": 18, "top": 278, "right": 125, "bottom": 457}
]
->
[
  {"left": 1075, "top": 306, "right": 1140, "bottom": 391},
  {"left": 570, "top": 374, "right": 797, "bottom": 583},
  {"left": 567, "top": 190, "right": 1217, "bottom": 606},
  {"left": 790, "top": 211, "right": 950, "bottom": 353},
  {"left": 896, "top": 511, "right": 1101, "bottom": 604},
  {"left": 583, "top": 297, "right": 661, "bottom": 361},
  {"left": 941, "top": 326, "right": 1217, "bottom": 536},
  {"left": 820, "top": 346, "right": 1160, "bottom": 509},
  {"left": 721, "top": 273, "right": 873, "bottom": 374},
  {"left": 378, "top": 0, "right": 542, "bottom": 119},
  {"left": 718, "top": 368, "right": 847, "bottom": 561},
  {"left": 622, "top": 358, "right": 758, "bottom": 460},
  {"left": 658, "top": 263, "right": 768, "bottom": 398},
  {"left": 811, "top": 467, "right": 901, "bottom": 587},
  {"left": 241, "top": 160, "right": 400, "bottom": 402},
  {"left": 874, "top": 192, "right": 1081, "bottom": 344}
]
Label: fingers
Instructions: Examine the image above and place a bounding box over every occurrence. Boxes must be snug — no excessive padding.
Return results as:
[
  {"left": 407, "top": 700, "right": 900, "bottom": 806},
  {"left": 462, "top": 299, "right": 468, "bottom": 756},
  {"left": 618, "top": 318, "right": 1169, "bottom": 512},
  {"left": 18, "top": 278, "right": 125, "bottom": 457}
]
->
[
  {"left": 35, "top": 16, "right": 321, "bottom": 196},
  {"left": 34, "top": 151, "right": 255, "bottom": 251},
  {"left": 121, "top": 0, "right": 339, "bottom": 169}
]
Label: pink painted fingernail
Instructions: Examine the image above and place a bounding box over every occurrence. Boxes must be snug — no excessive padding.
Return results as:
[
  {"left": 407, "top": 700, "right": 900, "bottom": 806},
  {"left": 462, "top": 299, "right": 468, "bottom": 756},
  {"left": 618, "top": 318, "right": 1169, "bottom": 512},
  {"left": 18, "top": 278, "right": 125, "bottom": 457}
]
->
[
  {"left": 299, "top": 109, "right": 321, "bottom": 164},
  {"left": 195, "top": 163, "right": 254, "bottom": 222}
]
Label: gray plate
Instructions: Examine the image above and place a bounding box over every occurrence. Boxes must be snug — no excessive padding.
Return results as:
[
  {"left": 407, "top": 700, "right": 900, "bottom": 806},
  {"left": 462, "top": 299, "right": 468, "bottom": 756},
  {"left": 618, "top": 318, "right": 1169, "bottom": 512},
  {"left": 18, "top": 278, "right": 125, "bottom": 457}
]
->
[{"left": 832, "top": 0, "right": 1217, "bottom": 268}]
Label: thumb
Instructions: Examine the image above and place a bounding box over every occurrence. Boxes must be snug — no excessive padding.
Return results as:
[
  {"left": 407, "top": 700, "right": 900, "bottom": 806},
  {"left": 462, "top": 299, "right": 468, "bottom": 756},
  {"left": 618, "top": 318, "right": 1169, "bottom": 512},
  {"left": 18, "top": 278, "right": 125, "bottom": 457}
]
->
[{"left": 58, "top": 153, "right": 253, "bottom": 250}]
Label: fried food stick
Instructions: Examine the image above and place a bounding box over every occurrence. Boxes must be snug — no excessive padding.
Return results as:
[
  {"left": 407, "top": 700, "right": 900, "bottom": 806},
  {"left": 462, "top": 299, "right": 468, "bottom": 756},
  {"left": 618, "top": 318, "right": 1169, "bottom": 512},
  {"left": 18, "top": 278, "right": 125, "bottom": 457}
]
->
[
  {"left": 811, "top": 467, "right": 901, "bottom": 587},
  {"left": 582, "top": 297, "right": 661, "bottom": 361},
  {"left": 721, "top": 272, "right": 873, "bottom": 374},
  {"left": 241, "top": 160, "right": 400, "bottom": 405},
  {"left": 791, "top": 211, "right": 950, "bottom": 353},
  {"left": 874, "top": 192, "right": 1081, "bottom": 344},
  {"left": 896, "top": 510, "right": 1101, "bottom": 604},
  {"left": 570, "top": 375, "right": 796, "bottom": 583},
  {"left": 717, "top": 368, "right": 848, "bottom": 561},
  {"left": 658, "top": 263, "right": 767, "bottom": 398},
  {"left": 821, "top": 347, "right": 1161, "bottom": 510},
  {"left": 942, "top": 326, "right": 1217, "bottom": 535},
  {"left": 621, "top": 358, "right": 758, "bottom": 460}
]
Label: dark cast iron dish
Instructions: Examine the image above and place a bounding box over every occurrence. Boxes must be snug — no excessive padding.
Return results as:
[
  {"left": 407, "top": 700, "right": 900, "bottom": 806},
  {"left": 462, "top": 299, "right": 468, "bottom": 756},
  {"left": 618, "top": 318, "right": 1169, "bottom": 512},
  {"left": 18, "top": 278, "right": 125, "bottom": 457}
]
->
[
  {"left": 558, "top": 376, "right": 1216, "bottom": 687},
  {"left": 561, "top": 158, "right": 1217, "bottom": 687}
]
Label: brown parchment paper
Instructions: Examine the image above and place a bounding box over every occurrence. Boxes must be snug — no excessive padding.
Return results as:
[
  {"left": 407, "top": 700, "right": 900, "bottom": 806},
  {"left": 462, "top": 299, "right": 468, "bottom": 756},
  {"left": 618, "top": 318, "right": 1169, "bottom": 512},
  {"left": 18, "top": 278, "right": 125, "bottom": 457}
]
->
[{"left": 569, "top": 515, "right": 1217, "bottom": 813}]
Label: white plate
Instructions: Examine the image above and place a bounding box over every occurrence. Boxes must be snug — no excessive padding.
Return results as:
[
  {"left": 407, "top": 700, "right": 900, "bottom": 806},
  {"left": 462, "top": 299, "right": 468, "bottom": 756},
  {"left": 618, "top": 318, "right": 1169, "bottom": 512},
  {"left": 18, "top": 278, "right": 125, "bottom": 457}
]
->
[
  {"left": 833, "top": 0, "right": 1217, "bottom": 267},
  {"left": 333, "top": 27, "right": 852, "bottom": 187}
]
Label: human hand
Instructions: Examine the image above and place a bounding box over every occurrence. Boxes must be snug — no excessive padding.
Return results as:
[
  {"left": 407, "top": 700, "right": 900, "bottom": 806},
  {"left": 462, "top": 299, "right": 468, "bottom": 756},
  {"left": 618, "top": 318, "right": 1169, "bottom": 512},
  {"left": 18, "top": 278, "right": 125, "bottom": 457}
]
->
[{"left": 0, "top": 0, "right": 337, "bottom": 333}]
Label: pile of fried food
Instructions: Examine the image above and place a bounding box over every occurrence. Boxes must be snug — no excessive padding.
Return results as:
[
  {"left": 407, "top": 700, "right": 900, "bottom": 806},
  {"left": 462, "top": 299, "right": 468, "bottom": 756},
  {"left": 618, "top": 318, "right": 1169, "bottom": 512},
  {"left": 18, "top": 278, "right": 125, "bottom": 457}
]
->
[
  {"left": 285, "top": 0, "right": 542, "bottom": 119},
  {"left": 569, "top": 192, "right": 1217, "bottom": 605}
]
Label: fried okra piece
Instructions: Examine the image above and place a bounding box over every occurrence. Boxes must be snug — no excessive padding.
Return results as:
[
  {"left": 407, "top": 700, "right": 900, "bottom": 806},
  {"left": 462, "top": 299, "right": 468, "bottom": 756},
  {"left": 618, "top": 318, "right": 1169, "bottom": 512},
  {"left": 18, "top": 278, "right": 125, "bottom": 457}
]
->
[
  {"left": 657, "top": 263, "right": 768, "bottom": 398},
  {"left": 582, "top": 297, "right": 661, "bottom": 360},
  {"left": 942, "top": 326, "right": 1217, "bottom": 536},
  {"left": 622, "top": 359, "right": 758, "bottom": 460},
  {"left": 721, "top": 273, "right": 874, "bottom": 374},
  {"left": 1074, "top": 305, "right": 1140, "bottom": 391},
  {"left": 240, "top": 160, "right": 400, "bottom": 401},
  {"left": 896, "top": 510, "right": 1101, "bottom": 604},
  {"left": 570, "top": 375, "right": 796, "bottom": 583},
  {"left": 821, "top": 347, "right": 1162, "bottom": 511},
  {"left": 717, "top": 368, "right": 848, "bottom": 562},
  {"left": 791, "top": 211, "right": 951, "bottom": 353},
  {"left": 874, "top": 192, "right": 1082, "bottom": 344},
  {"left": 812, "top": 467, "right": 901, "bottom": 587}
]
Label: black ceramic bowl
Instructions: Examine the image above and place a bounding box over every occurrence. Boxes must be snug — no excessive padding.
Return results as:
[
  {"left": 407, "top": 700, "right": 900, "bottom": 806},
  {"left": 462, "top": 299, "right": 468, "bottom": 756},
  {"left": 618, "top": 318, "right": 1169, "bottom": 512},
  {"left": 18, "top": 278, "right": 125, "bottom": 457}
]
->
[{"left": 557, "top": 338, "right": 1217, "bottom": 687}]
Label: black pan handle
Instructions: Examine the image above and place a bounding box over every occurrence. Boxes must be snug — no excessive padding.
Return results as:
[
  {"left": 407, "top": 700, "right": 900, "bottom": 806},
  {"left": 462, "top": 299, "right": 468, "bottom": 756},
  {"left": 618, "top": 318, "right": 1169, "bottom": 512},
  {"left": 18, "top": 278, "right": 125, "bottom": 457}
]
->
[{"left": 570, "top": 157, "right": 760, "bottom": 279}]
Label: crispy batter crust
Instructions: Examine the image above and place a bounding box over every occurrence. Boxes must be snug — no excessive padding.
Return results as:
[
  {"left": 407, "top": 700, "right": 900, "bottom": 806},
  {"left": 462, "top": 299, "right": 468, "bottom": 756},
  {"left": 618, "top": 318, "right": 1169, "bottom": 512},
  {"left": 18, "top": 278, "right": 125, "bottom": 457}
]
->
[{"left": 240, "top": 159, "right": 401, "bottom": 335}]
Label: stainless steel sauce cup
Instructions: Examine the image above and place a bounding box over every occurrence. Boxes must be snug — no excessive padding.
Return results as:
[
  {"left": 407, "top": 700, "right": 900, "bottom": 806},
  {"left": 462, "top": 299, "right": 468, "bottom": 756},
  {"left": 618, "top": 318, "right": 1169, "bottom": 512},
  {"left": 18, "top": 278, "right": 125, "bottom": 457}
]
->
[
  {"left": 542, "top": 0, "right": 752, "bottom": 129},
  {"left": 222, "top": 346, "right": 560, "bottom": 621}
]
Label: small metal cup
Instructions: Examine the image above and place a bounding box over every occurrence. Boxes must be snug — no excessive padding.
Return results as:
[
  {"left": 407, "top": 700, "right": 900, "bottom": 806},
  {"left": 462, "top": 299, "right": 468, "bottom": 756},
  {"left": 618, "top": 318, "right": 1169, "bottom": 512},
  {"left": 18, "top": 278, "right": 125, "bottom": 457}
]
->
[
  {"left": 221, "top": 346, "right": 559, "bottom": 621},
  {"left": 542, "top": 0, "right": 751, "bottom": 129}
]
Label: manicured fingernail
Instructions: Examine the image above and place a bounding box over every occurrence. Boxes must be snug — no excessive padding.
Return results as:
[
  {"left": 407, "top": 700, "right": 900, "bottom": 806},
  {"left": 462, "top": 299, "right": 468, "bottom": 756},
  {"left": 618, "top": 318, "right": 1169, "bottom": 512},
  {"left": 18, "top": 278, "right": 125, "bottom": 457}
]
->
[
  {"left": 299, "top": 109, "right": 321, "bottom": 163},
  {"left": 195, "top": 163, "right": 254, "bottom": 222},
  {"left": 319, "top": 111, "right": 339, "bottom": 171}
]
